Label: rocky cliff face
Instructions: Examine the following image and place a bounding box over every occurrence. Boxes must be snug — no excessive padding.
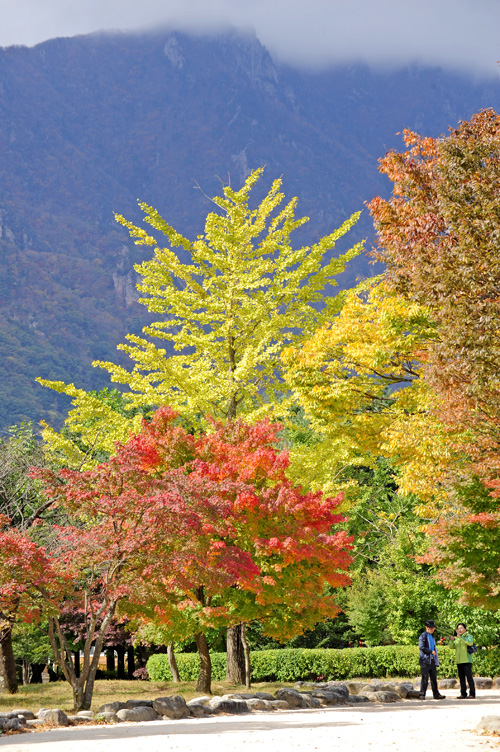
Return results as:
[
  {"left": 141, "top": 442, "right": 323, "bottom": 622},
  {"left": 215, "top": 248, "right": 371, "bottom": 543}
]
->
[{"left": 0, "top": 28, "right": 499, "bottom": 429}]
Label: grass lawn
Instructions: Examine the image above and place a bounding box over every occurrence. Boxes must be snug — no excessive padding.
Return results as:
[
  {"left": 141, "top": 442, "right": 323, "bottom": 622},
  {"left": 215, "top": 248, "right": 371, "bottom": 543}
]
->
[{"left": 0, "top": 679, "right": 292, "bottom": 715}]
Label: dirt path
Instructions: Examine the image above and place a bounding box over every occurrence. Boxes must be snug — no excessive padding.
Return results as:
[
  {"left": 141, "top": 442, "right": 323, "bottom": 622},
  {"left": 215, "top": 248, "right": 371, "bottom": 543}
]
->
[{"left": 3, "top": 690, "right": 500, "bottom": 751}]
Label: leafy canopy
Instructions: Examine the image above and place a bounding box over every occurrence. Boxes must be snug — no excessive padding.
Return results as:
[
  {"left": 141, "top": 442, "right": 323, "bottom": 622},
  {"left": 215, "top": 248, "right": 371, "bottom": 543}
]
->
[{"left": 37, "top": 168, "right": 362, "bottom": 465}]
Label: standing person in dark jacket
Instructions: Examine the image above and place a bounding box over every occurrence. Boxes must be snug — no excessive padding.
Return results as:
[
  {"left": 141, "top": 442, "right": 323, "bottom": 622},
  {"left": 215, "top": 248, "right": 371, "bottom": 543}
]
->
[{"left": 418, "top": 619, "right": 446, "bottom": 700}]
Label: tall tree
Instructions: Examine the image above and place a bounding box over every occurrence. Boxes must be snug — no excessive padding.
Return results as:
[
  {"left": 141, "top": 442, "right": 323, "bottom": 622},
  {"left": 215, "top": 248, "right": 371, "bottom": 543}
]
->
[
  {"left": 38, "top": 168, "right": 361, "bottom": 680},
  {"left": 367, "top": 109, "right": 500, "bottom": 483}
]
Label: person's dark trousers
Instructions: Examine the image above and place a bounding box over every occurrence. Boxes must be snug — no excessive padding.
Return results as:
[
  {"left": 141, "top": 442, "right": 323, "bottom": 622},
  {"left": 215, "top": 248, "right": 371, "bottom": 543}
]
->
[
  {"left": 419, "top": 659, "right": 439, "bottom": 697},
  {"left": 457, "top": 663, "right": 476, "bottom": 697}
]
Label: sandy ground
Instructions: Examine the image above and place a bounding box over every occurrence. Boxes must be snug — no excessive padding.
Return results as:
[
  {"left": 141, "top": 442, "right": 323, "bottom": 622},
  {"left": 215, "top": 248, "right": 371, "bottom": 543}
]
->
[{"left": 2, "top": 690, "right": 500, "bottom": 752}]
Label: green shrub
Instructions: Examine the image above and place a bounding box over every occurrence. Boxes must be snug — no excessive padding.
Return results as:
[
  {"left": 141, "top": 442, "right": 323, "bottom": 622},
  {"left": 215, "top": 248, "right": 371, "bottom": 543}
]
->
[{"left": 146, "top": 645, "right": 500, "bottom": 683}]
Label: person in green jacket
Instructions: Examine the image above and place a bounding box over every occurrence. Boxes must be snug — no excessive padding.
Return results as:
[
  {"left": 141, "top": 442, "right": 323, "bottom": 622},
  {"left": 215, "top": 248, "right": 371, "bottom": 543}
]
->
[{"left": 451, "top": 622, "right": 475, "bottom": 699}]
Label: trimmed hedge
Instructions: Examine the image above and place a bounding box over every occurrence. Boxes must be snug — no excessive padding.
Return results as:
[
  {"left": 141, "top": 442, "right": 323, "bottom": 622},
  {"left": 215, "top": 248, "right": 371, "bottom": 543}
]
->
[{"left": 147, "top": 645, "right": 500, "bottom": 683}]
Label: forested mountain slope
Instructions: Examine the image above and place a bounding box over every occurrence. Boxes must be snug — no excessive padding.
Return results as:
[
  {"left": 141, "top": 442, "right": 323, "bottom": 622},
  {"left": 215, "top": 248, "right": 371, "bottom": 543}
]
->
[{"left": 1, "top": 28, "right": 499, "bottom": 429}]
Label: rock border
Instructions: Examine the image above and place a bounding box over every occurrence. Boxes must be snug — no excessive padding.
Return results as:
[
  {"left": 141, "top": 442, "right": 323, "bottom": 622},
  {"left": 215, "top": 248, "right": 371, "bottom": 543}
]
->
[{"left": 2, "top": 677, "right": 498, "bottom": 734}]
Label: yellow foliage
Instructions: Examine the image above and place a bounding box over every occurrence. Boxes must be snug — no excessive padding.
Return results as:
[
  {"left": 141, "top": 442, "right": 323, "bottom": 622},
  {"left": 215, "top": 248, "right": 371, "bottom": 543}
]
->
[
  {"left": 283, "top": 280, "right": 466, "bottom": 510},
  {"left": 38, "top": 168, "right": 362, "bottom": 463}
]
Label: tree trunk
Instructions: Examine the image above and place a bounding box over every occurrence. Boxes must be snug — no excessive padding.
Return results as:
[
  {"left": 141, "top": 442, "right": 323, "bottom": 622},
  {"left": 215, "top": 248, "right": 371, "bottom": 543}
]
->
[
  {"left": 127, "top": 647, "right": 135, "bottom": 679},
  {"left": 22, "top": 658, "right": 32, "bottom": 686},
  {"left": 194, "top": 633, "right": 212, "bottom": 694},
  {"left": 167, "top": 643, "right": 180, "bottom": 683},
  {"left": 241, "top": 623, "right": 251, "bottom": 689},
  {"left": 226, "top": 624, "right": 245, "bottom": 684},
  {"left": 106, "top": 648, "right": 115, "bottom": 673},
  {"left": 0, "top": 624, "right": 18, "bottom": 694},
  {"left": 116, "top": 645, "right": 126, "bottom": 679},
  {"left": 73, "top": 650, "right": 80, "bottom": 678}
]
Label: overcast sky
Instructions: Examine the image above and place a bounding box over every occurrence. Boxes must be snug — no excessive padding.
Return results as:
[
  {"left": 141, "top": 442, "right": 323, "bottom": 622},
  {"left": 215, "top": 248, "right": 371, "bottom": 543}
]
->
[{"left": 1, "top": 0, "right": 499, "bottom": 77}]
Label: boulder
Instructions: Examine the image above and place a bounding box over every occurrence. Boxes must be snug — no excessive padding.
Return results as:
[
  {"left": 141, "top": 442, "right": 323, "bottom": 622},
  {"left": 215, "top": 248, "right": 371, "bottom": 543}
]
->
[
  {"left": 438, "top": 678, "right": 457, "bottom": 689},
  {"left": 270, "top": 700, "right": 290, "bottom": 710},
  {"left": 345, "top": 681, "right": 368, "bottom": 695},
  {"left": 301, "top": 695, "right": 322, "bottom": 709},
  {"left": 153, "top": 695, "right": 189, "bottom": 720},
  {"left": 348, "top": 695, "right": 370, "bottom": 704},
  {"left": 310, "top": 689, "right": 346, "bottom": 706},
  {"left": 125, "top": 699, "right": 154, "bottom": 709},
  {"left": 37, "top": 709, "right": 70, "bottom": 726},
  {"left": 474, "top": 677, "right": 493, "bottom": 689},
  {"left": 77, "top": 710, "right": 95, "bottom": 718},
  {"left": 187, "top": 697, "right": 211, "bottom": 708},
  {"left": 361, "top": 691, "right": 400, "bottom": 704},
  {"left": 67, "top": 715, "right": 95, "bottom": 724},
  {"left": 494, "top": 677, "right": 500, "bottom": 688},
  {"left": 96, "top": 711, "right": 121, "bottom": 723},
  {"left": 476, "top": 715, "right": 500, "bottom": 734},
  {"left": 253, "top": 692, "right": 275, "bottom": 700},
  {"left": 26, "top": 719, "right": 46, "bottom": 728},
  {"left": 209, "top": 697, "right": 249, "bottom": 714},
  {"left": 116, "top": 707, "right": 159, "bottom": 722},
  {"left": 275, "top": 688, "right": 306, "bottom": 708},
  {"left": 188, "top": 705, "right": 208, "bottom": 718},
  {"left": 97, "top": 701, "right": 127, "bottom": 714},
  {"left": 325, "top": 681, "right": 349, "bottom": 698},
  {"left": 10, "top": 708, "right": 36, "bottom": 720},
  {"left": 0, "top": 716, "right": 23, "bottom": 732},
  {"left": 245, "top": 698, "right": 271, "bottom": 711}
]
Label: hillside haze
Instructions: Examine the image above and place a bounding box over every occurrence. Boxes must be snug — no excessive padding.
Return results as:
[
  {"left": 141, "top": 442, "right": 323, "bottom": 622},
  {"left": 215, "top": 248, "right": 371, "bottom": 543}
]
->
[{"left": 1, "top": 28, "right": 499, "bottom": 430}]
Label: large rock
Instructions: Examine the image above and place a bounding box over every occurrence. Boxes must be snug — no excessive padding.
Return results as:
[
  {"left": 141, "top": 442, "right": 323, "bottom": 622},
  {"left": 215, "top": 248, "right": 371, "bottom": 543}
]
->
[
  {"left": 97, "top": 701, "right": 127, "bottom": 714},
  {"left": 493, "top": 677, "right": 500, "bottom": 688},
  {"left": 345, "top": 681, "right": 368, "bottom": 695},
  {"left": 310, "top": 689, "right": 347, "bottom": 706},
  {"left": 476, "top": 715, "right": 500, "bottom": 733},
  {"left": 77, "top": 710, "right": 95, "bottom": 718},
  {"left": 348, "top": 695, "right": 370, "bottom": 704},
  {"left": 361, "top": 691, "right": 400, "bottom": 704},
  {"left": 253, "top": 692, "right": 275, "bottom": 700},
  {"left": 189, "top": 705, "right": 212, "bottom": 718},
  {"left": 37, "top": 708, "right": 70, "bottom": 726},
  {"left": 10, "top": 708, "right": 36, "bottom": 720},
  {"left": 270, "top": 700, "right": 290, "bottom": 710},
  {"left": 125, "top": 699, "right": 154, "bottom": 709},
  {"left": 275, "top": 688, "right": 306, "bottom": 708},
  {"left": 67, "top": 715, "right": 96, "bottom": 724},
  {"left": 438, "top": 678, "right": 457, "bottom": 689},
  {"left": 474, "top": 677, "right": 493, "bottom": 689},
  {"left": 0, "top": 716, "right": 23, "bottom": 732},
  {"left": 153, "top": 695, "right": 189, "bottom": 720},
  {"left": 187, "top": 696, "right": 211, "bottom": 708},
  {"left": 301, "top": 695, "right": 322, "bottom": 709},
  {"left": 209, "top": 697, "right": 249, "bottom": 714},
  {"left": 116, "top": 707, "right": 159, "bottom": 723},
  {"left": 326, "top": 681, "right": 349, "bottom": 698},
  {"left": 245, "top": 698, "right": 272, "bottom": 711},
  {"left": 96, "top": 711, "right": 121, "bottom": 723}
]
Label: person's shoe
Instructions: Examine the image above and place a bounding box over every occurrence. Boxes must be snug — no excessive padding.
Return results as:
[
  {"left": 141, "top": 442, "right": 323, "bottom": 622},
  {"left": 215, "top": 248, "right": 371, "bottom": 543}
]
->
[
  {"left": 434, "top": 694, "right": 446, "bottom": 699},
  {"left": 468, "top": 695, "right": 476, "bottom": 699},
  {"left": 419, "top": 695, "right": 425, "bottom": 700},
  {"left": 457, "top": 695, "right": 468, "bottom": 699}
]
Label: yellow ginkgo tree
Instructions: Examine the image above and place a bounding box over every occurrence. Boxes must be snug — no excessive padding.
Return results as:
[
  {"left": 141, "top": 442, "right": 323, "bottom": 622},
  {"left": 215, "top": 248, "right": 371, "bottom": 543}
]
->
[{"left": 38, "top": 168, "right": 362, "bottom": 467}]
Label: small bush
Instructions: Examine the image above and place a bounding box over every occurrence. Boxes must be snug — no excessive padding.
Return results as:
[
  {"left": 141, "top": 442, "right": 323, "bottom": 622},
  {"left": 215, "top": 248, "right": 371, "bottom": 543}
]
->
[{"left": 146, "top": 645, "right": 500, "bottom": 683}]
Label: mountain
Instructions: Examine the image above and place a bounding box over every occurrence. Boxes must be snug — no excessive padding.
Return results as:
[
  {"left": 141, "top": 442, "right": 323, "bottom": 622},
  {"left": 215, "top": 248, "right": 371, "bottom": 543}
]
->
[{"left": 1, "top": 28, "right": 499, "bottom": 430}]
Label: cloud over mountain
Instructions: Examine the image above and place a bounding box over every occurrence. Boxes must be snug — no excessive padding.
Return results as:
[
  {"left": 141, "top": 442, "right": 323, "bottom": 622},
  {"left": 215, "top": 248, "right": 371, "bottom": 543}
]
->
[{"left": 1, "top": 0, "right": 499, "bottom": 77}]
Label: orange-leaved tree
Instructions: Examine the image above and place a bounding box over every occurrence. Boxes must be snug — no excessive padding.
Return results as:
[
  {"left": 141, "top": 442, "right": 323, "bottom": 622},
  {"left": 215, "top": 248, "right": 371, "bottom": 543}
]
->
[{"left": 34, "top": 406, "right": 352, "bottom": 701}]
